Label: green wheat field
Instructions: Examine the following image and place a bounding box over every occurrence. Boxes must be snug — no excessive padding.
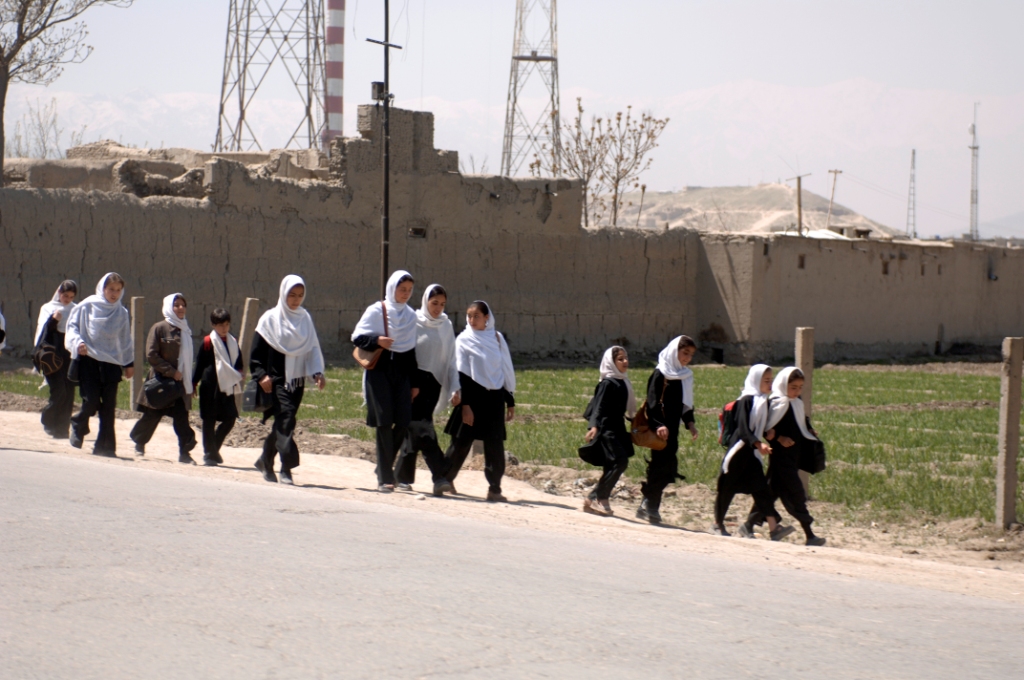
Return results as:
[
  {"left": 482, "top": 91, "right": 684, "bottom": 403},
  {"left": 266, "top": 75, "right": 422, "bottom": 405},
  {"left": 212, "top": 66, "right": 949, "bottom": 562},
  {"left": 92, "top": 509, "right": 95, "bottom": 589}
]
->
[{"left": 2, "top": 363, "right": 1021, "bottom": 522}]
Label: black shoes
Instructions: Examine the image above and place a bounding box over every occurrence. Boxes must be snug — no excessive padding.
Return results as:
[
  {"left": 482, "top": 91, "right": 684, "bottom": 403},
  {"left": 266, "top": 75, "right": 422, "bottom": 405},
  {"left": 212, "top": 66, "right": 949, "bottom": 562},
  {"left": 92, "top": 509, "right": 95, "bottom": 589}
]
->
[
  {"left": 636, "top": 498, "right": 662, "bottom": 524},
  {"left": 432, "top": 480, "right": 453, "bottom": 497},
  {"left": 770, "top": 525, "right": 797, "bottom": 541},
  {"left": 92, "top": 449, "right": 117, "bottom": 458},
  {"left": 279, "top": 468, "right": 294, "bottom": 485},
  {"left": 202, "top": 457, "right": 219, "bottom": 467},
  {"left": 255, "top": 457, "right": 278, "bottom": 483},
  {"left": 179, "top": 453, "right": 197, "bottom": 465},
  {"left": 806, "top": 536, "right": 827, "bottom": 547},
  {"left": 69, "top": 433, "right": 83, "bottom": 449},
  {"left": 134, "top": 442, "right": 145, "bottom": 456}
]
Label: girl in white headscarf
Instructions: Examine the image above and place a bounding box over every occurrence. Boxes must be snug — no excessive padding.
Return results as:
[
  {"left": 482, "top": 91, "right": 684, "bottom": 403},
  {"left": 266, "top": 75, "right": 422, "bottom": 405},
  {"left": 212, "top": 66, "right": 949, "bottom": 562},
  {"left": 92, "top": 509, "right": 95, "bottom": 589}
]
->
[
  {"left": 636, "top": 335, "right": 699, "bottom": 525},
  {"left": 65, "top": 273, "right": 135, "bottom": 457},
  {"left": 393, "top": 284, "right": 461, "bottom": 496},
  {"left": 250, "top": 275, "right": 326, "bottom": 485},
  {"left": 352, "top": 270, "right": 419, "bottom": 492},
  {"left": 34, "top": 280, "right": 78, "bottom": 439},
  {"left": 442, "top": 300, "right": 516, "bottom": 502},
  {"left": 580, "top": 346, "right": 636, "bottom": 515},
  {"left": 130, "top": 293, "right": 199, "bottom": 464},
  {"left": 741, "top": 367, "right": 826, "bottom": 546},
  {"left": 712, "top": 364, "right": 793, "bottom": 541}
]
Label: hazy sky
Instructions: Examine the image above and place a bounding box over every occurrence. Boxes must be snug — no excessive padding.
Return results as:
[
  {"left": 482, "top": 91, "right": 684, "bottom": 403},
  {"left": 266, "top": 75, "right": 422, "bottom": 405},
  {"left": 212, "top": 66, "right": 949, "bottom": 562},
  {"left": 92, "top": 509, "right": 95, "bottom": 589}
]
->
[{"left": 7, "top": 0, "right": 1023, "bottom": 235}]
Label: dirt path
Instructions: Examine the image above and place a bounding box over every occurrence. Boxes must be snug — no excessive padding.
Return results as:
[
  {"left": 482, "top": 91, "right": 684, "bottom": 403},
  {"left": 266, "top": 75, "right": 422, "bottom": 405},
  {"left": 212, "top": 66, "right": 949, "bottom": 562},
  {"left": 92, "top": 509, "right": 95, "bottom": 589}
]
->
[{"left": 3, "top": 407, "right": 1022, "bottom": 604}]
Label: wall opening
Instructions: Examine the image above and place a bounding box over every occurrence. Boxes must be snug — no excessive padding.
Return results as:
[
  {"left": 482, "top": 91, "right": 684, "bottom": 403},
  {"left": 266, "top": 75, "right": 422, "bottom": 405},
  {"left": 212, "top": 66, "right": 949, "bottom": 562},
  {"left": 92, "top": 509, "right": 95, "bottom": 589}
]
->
[
  {"left": 797, "top": 254, "right": 805, "bottom": 269},
  {"left": 408, "top": 226, "right": 427, "bottom": 239},
  {"left": 712, "top": 348, "right": 725, "bottom": 364},
  {"left": 921, "top": 264, "right": 926, "bottom": 276},
  {"left": 763, "top": 243, "right": 769, "bottom": 256},
  {"left": 938, "top": 264, "right": 943, "bottom": 275},
  {"left": 882, "top": 261, "right": 890, "bottom": 275}
]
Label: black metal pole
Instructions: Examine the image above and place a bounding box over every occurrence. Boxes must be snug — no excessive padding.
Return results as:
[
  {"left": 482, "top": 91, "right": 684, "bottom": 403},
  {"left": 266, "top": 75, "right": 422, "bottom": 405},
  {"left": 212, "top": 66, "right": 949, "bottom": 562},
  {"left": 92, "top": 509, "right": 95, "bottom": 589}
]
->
[{"left": 381, "top": 0, "right": 390, "bottom": 300}]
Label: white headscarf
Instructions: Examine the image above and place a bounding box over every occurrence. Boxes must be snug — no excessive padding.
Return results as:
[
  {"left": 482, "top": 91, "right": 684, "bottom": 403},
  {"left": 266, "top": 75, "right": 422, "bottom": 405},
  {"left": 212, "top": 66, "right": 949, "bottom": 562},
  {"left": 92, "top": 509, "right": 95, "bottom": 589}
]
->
[
  {"left": 65, "top": 273, "right": 134, "bottom": 366},
  {"left": 455, "top": 301, "right": 516, "bottom": 393},
  {"left": 766, "top": 367, "right": 818, "bottom": 441},
  {"left": 415, "top": 284, "right": 461, "bottom": 414},
  {"left": 210, "top": 330, "right": 243, "bottom": 396},
  {"left": 600, "top": 346, "right": 636, "bottom": 418},
  {"left": 351, "top": 270, "right": 418, "bottom": 353},
  {"left": 722, "top": 363, "right": 772, "bottom": 473},
  {"left": 255, "top": 275, "right": 326, "bottom": 386},
  {"left": 656, "top": 336, "right": 695, "bottom": 410},
  {"left": 162, "top": 293, "right": 194, "bottom": 394},
  {"left": 34, "top": 284, "right": 77, "bottom": 347}
]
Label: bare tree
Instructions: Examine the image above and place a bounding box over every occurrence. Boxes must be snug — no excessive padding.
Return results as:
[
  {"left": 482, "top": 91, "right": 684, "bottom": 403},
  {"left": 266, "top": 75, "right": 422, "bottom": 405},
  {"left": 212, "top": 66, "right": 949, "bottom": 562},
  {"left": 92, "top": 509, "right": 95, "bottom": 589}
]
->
[
  {"left": 1, "top": 1, "right": 133, "bottom": 176},
  {"left": 4, "top": 95, "right": 86, "bottom": 158},
  {"left": 601, "top": 107, "right": 668, "bottom": 227}
]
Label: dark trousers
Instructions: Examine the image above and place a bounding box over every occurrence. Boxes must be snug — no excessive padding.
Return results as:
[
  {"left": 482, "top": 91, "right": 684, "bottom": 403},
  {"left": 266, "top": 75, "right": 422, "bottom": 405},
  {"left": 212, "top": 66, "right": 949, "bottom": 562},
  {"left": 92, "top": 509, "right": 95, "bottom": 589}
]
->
[
  {"left": 202, "top": 417, "right": 236, "bottom": 457},
  {"left": 130, "top": 399, "right": 197, "bottom": 454},
  {"left": 591, "top": 458, "right": 629, "bottom": 501},
  {"left": 375, "top": 424, "right": 409, "bottom": 486},
  {"left": 641, "top": 429, "right": 681, "bottom": 508},
  {"left": 395, "top": 421, "right": 448, "bottom": 484},
  {"left": 714, "top": 447, "right": 778, "bottom": 527},
  {"left": 71, "top": 374, "right": 119, "bottom": 454},
  {"left": 747, "top": 464, "right": 814, "bottom": 535},
  {"left": 261, "top": 383, "right": 302, "bottom": 472},
  {"left": 41, "top": 366, "right": 75, "bottom": 437},
  {"left": 444, "top": 433, "right": 505, "bottom": 494}
]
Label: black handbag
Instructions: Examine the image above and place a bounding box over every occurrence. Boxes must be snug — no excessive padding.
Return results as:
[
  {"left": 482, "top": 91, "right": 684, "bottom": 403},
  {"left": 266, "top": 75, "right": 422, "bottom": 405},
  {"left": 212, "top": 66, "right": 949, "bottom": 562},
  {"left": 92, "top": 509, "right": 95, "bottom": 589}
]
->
[
  {"left": 33, "top": 342, "right": 64, "bottom": 376},
  {"left": 242, "top": 379, "right": 272, "bottom": 413},
  {"left": 144, "top": 375, "right": 184, "bottom": 410}
]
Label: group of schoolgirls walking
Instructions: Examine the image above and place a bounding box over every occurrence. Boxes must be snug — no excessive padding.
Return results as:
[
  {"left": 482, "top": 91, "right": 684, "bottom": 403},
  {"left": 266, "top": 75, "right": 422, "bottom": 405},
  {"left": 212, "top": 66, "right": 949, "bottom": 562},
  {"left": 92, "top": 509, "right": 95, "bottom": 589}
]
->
[{"left": 579, "top": 339, "right": 827, "bottom": 546}]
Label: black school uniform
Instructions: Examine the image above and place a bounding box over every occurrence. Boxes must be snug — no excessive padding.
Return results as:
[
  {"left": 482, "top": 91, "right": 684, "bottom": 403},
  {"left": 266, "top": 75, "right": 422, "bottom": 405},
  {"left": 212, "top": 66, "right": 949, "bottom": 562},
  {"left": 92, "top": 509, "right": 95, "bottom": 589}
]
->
[
  {"left": 249, "top": 331, "right": 304, "bottom": 472},
  {"left": 353, "top": 334, "right": 416, "bottom": 487},
  {"left": 70, "top": 356, "right": 132, "bottom": 455},
  {"left": 714, "top": 395, "right": 778, "bottom": 528},
  {"left": 38, "top": 316, "right": 75, "bottom": 438},
  {"left": 641, "top": 369, "right": 693, "bottom": 508},
  {"left": 192, "top": 334, "right": 243, "bottom": 460},
  {"left": 746, "top": 404, "right": 816, "bottom": 533},
  {"left": 443, "top": 371, "right": 515, "bottom": 494},
  {"left": 394, "top": 368, "right": 449, "bottom": 485},
  {"left": 582, "top": 378, "right": 635, "bottom": 501}
]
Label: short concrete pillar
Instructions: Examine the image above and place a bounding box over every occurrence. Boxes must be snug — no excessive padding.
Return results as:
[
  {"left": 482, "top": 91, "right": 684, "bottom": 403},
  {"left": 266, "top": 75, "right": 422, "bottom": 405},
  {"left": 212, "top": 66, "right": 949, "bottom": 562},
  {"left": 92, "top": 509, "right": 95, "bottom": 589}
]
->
[
  {"left": 795, "top": 327, "right": 815, "bottom": 497},
  {"left": 996, "top": 337, "right": 1023, "bottom": 530},
  {"left": 237, "top": 298, "right": 260, "bottom": 411},
  {"left": 129, "top": 297, "right": 145, "bottom": 406}
]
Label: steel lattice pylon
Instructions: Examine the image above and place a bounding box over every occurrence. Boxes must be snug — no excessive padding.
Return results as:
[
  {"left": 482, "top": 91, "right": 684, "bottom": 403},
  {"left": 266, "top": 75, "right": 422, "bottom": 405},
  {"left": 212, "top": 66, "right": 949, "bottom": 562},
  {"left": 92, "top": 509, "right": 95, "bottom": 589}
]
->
[
  {"left": 214, "top": 0, "right": 327, "bottom": 152},
  {"left": 500, "top": 0, "right": 561, "bottom": 177}
]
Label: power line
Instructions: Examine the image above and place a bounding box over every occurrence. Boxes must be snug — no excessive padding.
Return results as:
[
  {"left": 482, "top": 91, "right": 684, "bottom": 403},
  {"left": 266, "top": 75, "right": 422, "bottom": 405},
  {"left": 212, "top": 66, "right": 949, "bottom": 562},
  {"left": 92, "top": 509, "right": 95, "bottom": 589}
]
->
[{"left": 843, "top": 173, "right": 968, "bottom": 222}]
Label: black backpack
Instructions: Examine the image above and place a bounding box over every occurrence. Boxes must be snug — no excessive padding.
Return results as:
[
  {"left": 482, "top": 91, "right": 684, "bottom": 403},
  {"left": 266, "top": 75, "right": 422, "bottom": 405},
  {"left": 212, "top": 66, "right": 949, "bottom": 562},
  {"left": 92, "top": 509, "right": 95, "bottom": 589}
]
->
[{"left": 717, "top": 400, "right": 739, "bottom": 449}]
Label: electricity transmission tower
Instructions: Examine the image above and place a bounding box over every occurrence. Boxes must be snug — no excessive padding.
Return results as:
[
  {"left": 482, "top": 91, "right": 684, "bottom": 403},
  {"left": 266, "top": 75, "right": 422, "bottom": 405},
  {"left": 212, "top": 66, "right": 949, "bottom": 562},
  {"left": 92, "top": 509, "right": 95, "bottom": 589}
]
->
[
  {"left": 968, "top": 103, "right": 980, "bottom": 241},
  {"left": 906, "top": 149, "right": 917, "bottom": 238},
  {"left": 215, "top": 0, "right": 341, "bottom": 152},
  {"left": 501, "top": 0, "right": 561, "bottom": 177}
]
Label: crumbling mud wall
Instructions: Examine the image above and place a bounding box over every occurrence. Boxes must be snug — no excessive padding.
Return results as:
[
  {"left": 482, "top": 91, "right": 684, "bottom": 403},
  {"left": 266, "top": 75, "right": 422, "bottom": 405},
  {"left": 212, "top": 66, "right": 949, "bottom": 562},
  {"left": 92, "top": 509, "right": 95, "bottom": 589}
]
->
[{"left": 2, "top": 106, "right": 1022, "bottom": 363}]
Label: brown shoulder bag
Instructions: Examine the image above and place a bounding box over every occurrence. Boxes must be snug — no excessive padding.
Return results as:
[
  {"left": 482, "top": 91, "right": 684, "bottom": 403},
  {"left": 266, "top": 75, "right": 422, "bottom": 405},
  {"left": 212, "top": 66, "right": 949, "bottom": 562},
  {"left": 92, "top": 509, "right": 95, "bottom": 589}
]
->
[
  {"left": 352, "top": 302, "right": 388, "bottom": 370},
  {"left": 631, "top": 379, "right": 669, "bottom": 451}
]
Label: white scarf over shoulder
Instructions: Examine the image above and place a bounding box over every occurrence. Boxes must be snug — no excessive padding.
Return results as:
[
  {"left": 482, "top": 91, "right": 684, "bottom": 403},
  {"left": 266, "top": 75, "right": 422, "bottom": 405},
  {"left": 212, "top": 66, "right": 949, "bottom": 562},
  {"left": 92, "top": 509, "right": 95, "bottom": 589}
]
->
[
  {"left": 255, "top": 275, "right": 325, "bottom": 386},
  {"left": 351, "top": 270, "right": 418, "bottom": 353},
  {"left": 162, "top": 293, "right": 194, "bottom": 394},
  {"left": 766, "top": 366, "right": 818, "bottom": 441},
  {"left": 65, "top": 273, "right": 133, "bottom": 366},
  {"left": 34, "top": 285, "right": 77, "bottom": 346},
  {"left": 599, "top": 346, "right": 636, "bottom": 418},
  {"left": 415, "top": 284, "right": 461, "bottom": 414},
  {"left": 455, "top": 301, "right": 516, "bottom": 393},
  {"left": 722, "top": 363, "right": 772, "bottom": 474},
  {"left": 210, "top": 331, "right": 243, "bottom": 396},
  {"left": 0, "top": 310, "right": 5, "bottom": 351},
  {"left": 656, "top": 336, "right": 694, "bottom": 410}
]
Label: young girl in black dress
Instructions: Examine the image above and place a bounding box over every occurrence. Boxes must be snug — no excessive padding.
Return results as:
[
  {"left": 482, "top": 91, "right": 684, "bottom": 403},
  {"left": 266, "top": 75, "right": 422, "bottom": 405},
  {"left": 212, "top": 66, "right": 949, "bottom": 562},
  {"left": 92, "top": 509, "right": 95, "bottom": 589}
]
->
[
  {"left": 443, "top": 301, "right": 516, "bottom": 502},
  {"left": 581, "top": 346, "right": 635, "bottom": 515},
  {"left": 34, "top": 280, "right": 78, "bottom": 439},
  {"left": 250, "top": 275, "right": 326, "bottom": 485}
]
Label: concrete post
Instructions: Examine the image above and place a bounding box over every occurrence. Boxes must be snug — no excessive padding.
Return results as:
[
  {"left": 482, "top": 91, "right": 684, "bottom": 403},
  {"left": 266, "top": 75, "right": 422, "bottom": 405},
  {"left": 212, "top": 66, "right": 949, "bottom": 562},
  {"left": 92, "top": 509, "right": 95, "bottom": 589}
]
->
[
  {"left": 795, "top": 327, "right": 815, "bottom": 497},
  {"left": 996, "top": 337, "right": 1023, "bottom": 530},
  {"left": 129, "top": 297, "right": 145, "bottom": 406},
  {"left": 237, "top": 298, "right": 260, "bottom": 411}
]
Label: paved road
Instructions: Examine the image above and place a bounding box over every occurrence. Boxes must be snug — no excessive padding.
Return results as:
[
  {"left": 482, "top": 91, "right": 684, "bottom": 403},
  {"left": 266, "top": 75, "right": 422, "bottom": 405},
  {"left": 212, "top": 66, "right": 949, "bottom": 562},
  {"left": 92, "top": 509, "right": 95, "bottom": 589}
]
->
[{"left": 2, "top": 448, "right": 1023, "bottom": 679}]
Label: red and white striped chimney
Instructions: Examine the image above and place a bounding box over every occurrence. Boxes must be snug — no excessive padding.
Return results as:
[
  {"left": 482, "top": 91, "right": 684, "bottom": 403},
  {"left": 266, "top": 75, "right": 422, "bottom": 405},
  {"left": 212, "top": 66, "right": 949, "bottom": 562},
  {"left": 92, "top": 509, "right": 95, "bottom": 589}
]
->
[{"left": 324, "top": 0, "right": 345, "bottom": 147}]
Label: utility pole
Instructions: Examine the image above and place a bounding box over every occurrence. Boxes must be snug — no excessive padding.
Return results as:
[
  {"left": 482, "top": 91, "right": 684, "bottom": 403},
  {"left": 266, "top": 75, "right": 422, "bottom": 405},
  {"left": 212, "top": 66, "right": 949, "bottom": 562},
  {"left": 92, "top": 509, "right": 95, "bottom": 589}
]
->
[
  {"left": 825, "top": 169, "right": 843, "bottom": 233},
  {"left": 368, "top": 0, "right": 402, "bottom": 298},
  {"left": 787, "top": 174, "right": 811, "bottom": 236},
  {"left": 906, "top": 149, "right": 917, "bottom": 238},
  {"left": 969, "top": 103, "right": 980, "bottom": 242}
]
